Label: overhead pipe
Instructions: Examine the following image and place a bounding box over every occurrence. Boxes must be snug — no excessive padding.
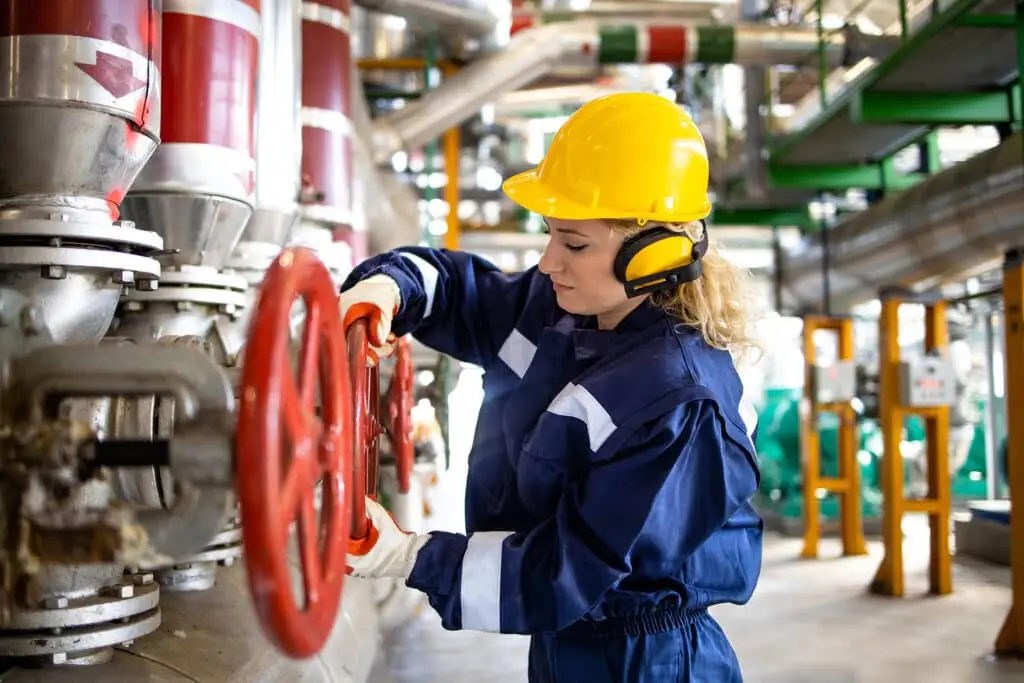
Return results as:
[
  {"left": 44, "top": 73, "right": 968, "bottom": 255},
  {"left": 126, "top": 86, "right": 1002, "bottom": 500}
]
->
[
  {"left": 371, "top": 20, "right": 895, "bottom": 162},
  {"left": 510, "top": 18, "right": 893, "bottom": 64},
  {"left": 511, "top": 0, "right": 752, "bottom": 30},
  {"left": 355, "top": 0, "right": 501, "bottom": 39},
  {"left": 780, "top": 133, "right": 1024, "bottom": 313}
]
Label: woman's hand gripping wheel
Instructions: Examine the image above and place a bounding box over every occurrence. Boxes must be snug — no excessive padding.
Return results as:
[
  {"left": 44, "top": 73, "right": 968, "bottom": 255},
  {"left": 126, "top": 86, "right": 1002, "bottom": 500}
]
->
[
  {"left": 347, "top": 497, "right": 430, "bottom": 581},
  {"left": 338, "top": 275, "right": 401, "bottom": 365}
]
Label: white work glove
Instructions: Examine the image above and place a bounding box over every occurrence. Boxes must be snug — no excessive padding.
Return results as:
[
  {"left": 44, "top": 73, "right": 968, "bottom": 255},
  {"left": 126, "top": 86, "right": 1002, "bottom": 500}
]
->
[
  {"left": 347, "top": 497, "right": 431, "bottom": 580},
  {"left": 338, "top": 274, "right": 402, "bottom": 364}
]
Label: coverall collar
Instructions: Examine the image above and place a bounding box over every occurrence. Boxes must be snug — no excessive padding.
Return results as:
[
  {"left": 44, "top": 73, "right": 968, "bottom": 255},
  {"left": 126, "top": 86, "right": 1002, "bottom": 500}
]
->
[{"left": 570, "top": 301, "right": 668, "bottom": 361}]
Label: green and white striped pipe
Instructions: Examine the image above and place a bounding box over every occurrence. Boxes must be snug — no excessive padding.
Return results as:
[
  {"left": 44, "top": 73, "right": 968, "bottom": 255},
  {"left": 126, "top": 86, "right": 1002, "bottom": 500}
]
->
[{"left": 511, "top": 17, "right": 848, "bottom": 67}]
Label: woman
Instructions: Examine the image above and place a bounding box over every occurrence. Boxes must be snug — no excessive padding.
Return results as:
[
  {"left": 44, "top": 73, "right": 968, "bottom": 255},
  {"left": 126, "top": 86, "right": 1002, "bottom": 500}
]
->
[{"left": 340, "top": 92, "right": 763, "bottom": 682}]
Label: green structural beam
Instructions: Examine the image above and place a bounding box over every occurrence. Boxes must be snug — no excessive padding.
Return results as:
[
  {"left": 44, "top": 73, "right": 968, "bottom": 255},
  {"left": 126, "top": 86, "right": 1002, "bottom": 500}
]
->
[
  {"left": 954, "top": 13, "right": 1017, "bottom": 28},
  {"left": 768, "top": 163, "right": 927, "bottom": 192},
  {"left": 850, "top": 87, "right": 1019, "bottom": 126},
  {"left": 709, "top": 207, "right": 815, "bottom": 231},
  {"left": 767, "top": 0, "right": 994, "bottom": 164}
]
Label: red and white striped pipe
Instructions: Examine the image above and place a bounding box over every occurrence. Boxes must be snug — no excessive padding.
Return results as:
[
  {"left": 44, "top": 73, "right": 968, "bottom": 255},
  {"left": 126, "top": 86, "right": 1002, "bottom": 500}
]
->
[
  {"left": 300, "top": 0, "right": 366, "bottom": 262},
  {"left": 153, "top": 0, "right": 260, "bottom": 204}
]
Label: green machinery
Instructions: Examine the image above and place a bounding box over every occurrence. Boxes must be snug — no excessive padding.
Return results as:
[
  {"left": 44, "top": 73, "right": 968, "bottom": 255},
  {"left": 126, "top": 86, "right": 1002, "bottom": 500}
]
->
[{"left": 754, "top": 388, "right": 1002, "bottom": 525}]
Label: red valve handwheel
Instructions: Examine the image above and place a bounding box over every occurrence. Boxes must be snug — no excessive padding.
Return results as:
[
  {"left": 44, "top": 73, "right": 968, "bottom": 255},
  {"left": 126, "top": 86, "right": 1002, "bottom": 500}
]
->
[
  {"left": 347, "top": 321, "right": 385, "bottom": 539},
  {"left": 388, "top": 337, "right": 416, "bottom": 494},
  {"left": 236, "top": 247, "right": 352, "bottom": 659}
]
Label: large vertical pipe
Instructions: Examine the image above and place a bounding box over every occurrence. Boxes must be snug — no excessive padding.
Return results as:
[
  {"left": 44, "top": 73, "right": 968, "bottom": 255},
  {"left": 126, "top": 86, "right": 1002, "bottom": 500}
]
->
[
  {"left": 123, "top": 0, "right": 262, "bottom": 270},
  {"left": 220, "top": 0, "right": 303, "bottom": 360},
  {"left": 0, "top": 0, "right": 162, "bottom": 215},
  {"left": 247, "top": 0, "right": 303, "bottom": 248},
  {"left": 300, "top": 0, "right": 363, "bottom": 262}
]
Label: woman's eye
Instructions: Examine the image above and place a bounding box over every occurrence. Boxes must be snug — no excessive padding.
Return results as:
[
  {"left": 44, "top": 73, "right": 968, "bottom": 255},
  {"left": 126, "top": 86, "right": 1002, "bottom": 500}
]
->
[{"left": 566, "top": 243, "right": 587, "bottom": 252}]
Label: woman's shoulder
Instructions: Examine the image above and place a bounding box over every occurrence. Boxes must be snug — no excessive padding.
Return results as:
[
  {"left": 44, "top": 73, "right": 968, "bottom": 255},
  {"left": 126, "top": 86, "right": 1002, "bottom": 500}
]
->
[
  {"left": 572, "top": 335, "right": 702, "bottom": 423},
  {"left": 571, "top": 330, "right": 755, "bottom": 453}
]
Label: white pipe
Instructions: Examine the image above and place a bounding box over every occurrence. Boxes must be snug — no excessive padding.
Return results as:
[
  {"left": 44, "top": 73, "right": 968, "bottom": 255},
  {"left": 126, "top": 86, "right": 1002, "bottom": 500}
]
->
[{"left": 355, "top": 0, "right": 499, "bottom": 37}]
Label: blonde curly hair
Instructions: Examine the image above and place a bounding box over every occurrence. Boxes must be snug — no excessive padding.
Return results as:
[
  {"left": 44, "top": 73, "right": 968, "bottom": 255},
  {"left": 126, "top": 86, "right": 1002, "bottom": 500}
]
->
[{"left": 609, "top": 219, "right": 764, "bottom": 359}]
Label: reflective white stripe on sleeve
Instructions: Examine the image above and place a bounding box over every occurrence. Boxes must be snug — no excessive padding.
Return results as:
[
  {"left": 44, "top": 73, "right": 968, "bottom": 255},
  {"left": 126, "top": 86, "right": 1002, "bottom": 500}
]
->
[
  {"left": 497, "top": 328, "right": 537, "bottom": 378},
  {"left": 547, "top": 383, "right": 617, "bottom": 452},
  {"left": 460, "top": 531, "right": 513, "bottom": 632},
  {"left": 399, "top": 252, "right": 440, "bottom": 318}
]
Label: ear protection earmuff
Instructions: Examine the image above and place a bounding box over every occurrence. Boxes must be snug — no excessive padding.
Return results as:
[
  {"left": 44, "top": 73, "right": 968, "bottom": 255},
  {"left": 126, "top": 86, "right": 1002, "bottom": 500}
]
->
[{"left": 613, "top": 222, "right": 709, "bottom": 298}]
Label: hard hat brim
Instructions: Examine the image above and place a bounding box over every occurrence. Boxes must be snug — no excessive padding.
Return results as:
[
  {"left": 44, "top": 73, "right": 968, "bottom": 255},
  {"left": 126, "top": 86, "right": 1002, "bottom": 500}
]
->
[
  {"left": 502, "top": 168, "right": 713, "bottom": 223},
  {"left": 502, "top": 169, "right": 610, "bottom": 221}
]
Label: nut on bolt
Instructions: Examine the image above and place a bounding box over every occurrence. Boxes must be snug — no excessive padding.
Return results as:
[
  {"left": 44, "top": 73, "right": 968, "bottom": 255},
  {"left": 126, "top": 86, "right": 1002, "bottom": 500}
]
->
[
  {"left": 136, "top": 278, "right": 159, "bottom": 291},
  {"left": 42, "top": 596, "right": 69, "bottom": 609},
  {"left": 112, "top": 270, "right": 135, "bottom": 285},
  {"left": 104, "top": 584, "right": 135, "bottom": 599},
  {"left": 42, "top": 265, "right": 66, "bottom": 280},
  {"left": 130, "top": 572, "right": 155, "bottom": 586}
]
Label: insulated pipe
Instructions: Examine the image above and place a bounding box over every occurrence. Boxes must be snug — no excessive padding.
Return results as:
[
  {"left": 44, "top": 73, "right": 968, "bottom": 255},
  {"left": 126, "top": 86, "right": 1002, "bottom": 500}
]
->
[
  {"left": 300, "top": 0, "right": 365, "bottom": 261},
  {"left": 780, "top": 133, "right": 1024, "bottom": 313},
  {"left": 512, "top": 0, "right": 734, "bottom": 25},
  {"left": 122, "top": 0, "right": 261, "bottom": 270},
  {"left": 355, "top": 0, "right": 497, "bottom": 37},
  {"left": 246, "top": 0, "right": 302, "bottom": 248},
  {"left": 371, "top": 20, "right": 893, "bottom": 162},
  {"left": 0, "top": 0, "right": 162, "bottom": 216},
  {"left": 511, "top": 20, "right": 854, "bottom": 66}
]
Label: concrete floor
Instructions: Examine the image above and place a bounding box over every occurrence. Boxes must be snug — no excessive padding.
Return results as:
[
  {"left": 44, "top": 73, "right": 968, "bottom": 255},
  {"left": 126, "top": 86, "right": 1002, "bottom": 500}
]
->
[{"left": 371, "top": 522, "right": 1024, "bottom": 683}]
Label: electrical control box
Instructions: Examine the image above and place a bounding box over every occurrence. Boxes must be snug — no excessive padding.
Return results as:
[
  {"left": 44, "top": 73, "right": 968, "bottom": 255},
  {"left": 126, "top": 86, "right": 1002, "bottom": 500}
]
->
[
  {"left": 810, "top": 361, "right": 857, "bottom": 404},
  {"left": 898, "top": 356, "right": 958, "bottom": 407}
]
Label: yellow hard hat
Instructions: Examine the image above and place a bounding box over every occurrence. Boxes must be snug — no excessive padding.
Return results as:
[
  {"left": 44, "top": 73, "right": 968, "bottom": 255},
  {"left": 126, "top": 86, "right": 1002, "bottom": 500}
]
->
[{"left": 502, "top": 92, "right": 712, "bottom": 223}]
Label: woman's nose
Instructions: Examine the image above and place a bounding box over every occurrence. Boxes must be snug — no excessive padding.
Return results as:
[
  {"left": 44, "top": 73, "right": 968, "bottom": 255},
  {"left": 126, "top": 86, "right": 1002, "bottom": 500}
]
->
[{"left": 538, "top": 243, "right": 561, "bottom": 275}]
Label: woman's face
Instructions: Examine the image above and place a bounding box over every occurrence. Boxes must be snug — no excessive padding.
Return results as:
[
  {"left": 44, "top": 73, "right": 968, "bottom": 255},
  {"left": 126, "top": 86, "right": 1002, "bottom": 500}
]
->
[{"left": 537, "top": 217, "right": 645, "bottom": 329}]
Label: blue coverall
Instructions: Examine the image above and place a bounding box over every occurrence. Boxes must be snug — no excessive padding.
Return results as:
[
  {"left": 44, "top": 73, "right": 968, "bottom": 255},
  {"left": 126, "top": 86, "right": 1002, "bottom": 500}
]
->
[{"left": 342, "top": 247, "right": 763, "bottom": 682}]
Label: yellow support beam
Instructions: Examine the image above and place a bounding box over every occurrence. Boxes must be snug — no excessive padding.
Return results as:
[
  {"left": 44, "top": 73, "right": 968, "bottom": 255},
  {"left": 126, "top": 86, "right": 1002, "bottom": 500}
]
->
[
  {"left": 870, "top": 293, "right": 952, "bottom": 598},
  {"left": 442, "top": 63, "right": 461, "bottom": 251},
  {"left": 996, "top": 247, "right": 1024, "bottom": 657},
  {"left": 800, "top": 315, "right": 868, "bottom": 559},
  {"left": 357, "top": 58, "right": 457, "bottom": 71}
]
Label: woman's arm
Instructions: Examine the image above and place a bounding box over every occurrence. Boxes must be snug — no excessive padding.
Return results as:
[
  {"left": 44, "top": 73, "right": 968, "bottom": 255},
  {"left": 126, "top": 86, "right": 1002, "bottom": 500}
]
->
[
  {"left": 340, "top": 247, "right": 539, "bottom": 367},
  {"left": 405, "top": 394, "right": 760, "bottom": 634}
]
